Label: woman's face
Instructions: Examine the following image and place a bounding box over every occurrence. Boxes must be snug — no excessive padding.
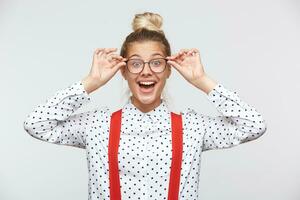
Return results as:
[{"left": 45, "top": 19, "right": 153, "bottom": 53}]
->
[{"left": 121, "top": 41, "right": 171, "bottom": 111}]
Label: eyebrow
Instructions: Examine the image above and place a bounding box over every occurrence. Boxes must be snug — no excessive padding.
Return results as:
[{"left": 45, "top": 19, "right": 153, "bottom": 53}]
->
[{"left": 128, "top": 53, "right": 164, "bottom": 59}]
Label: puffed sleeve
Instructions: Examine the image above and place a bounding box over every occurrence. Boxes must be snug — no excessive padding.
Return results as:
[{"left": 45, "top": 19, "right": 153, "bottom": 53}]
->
[
  {"left": 23, "top": 80, "right": 94, "bottom": 149},
  {"left": 198, "top": 83, "right": 267, "bottom": 151}
]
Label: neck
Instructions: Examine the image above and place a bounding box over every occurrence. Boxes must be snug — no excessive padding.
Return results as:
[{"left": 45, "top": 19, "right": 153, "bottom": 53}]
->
[{"left": 130, "top": 96, "right": 162, "bottom": 113}]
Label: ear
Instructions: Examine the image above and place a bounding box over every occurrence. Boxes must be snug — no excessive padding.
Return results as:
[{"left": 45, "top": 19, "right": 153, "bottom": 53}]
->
[
  {"left": 166, "top": 65, "right": 171, "bottom": 79},
  {"left": 120, "top": 67, "right": 127, "bottom": 80}
]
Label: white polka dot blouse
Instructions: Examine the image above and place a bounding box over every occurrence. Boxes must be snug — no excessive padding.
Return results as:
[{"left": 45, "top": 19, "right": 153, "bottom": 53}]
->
[{"left": 23, "top": 80, "right": 267, "bottom": 200}]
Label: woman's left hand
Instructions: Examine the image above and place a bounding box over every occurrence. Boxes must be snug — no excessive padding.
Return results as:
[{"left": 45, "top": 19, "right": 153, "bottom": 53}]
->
[{"left": 166, "top": 48, "right": 206, "bottom": 87}]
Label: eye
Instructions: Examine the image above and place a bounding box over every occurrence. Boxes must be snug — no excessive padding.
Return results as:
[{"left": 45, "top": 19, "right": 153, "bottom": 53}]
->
[
  {"left": 133, "top": 62, "right": 141, "bottom": 67},
  {"left": 151, "top": 59, "right": 162, "bottom": 66},
  {"left": 129, "top": 60, "right": 143, "bottom": 68}
]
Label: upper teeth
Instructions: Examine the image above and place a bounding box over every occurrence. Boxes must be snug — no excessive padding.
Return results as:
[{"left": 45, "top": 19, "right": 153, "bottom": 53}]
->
[{"left": 139, "top": 81, "right": 155, "bottom": 85}]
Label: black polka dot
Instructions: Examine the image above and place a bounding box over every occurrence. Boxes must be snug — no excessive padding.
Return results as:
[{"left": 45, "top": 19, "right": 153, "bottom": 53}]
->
[{"left": 23, "top": 80, "right": 267, "bottom": 199}]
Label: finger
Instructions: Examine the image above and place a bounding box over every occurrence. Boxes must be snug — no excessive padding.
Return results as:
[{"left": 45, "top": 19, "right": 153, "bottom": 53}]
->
[
  {"left": 185, "top": 50, "right": 194, "bottom": 57},
  {"left": 98, "top": 48, "right": 117, "bottom": 57},
  {"left": 94, "top": 48, "right": 104, "bottom": 53},
  {"left": 178, "top": 50, "right": 185, "bottom": 55},
  {"left": 190, "top": 48, "right": 199, "bottom": 55},
  {"left": 98, "top": 49, "right": 106, "bottom": 57},
  {"left": 110, "top": 55, "right": 128, "bottom": 64},
  {"left": 178, "top": 50, "right": 189, "bottom": 59},
  {"left": 107, "top": 53, "right": 124, "bottom": 60},
  {"left": 187, "top": 50, "right": 195, "bottom": 56},
  {"left": 103, "top": 48, "right": 118, "bottom": 55},
  {"left": 167, "top": 49, "right": 195, "bottom": 60},
  {"left": 167, "top": 52, "right": 180, "bottom": 58},
  {"left": 190, "top": 48, "right": 199, "bottom": 53},
  {"left": 166, "top": 55, "right": 175, "bottom": 60},
  {"left": 167, "top": 60, "right": 182, "bottom": 71},
  {"left": 111, "top": 56, "right": 128, "bottom": 62},
  {"left": 169, "top": 49, "right": 190, "bottom": 60},
  {"left": 183, "top": 48, "right": 195, "bottom": 58},
  {"left": 177, "top": 51, "right": 187, "bottom": 61},
  {"left": 179, "top": 49, "right": 190, "bottom": 55},
  {"left": 166, "top": 54, "right": 182, "bottom": 63},
  {"left": 112, "top": 60, "right": 127, "bottom": 70},
  {"left": 166, "top": 54, "right": 176, "bottom": 59},
  {"left": 166, "top": 52, "right": 182, "bottom": 60},
  {"left": 94, "top": 48, "right": 105, "bottom": 56},
  {"left": 108, "top": 54, "right": 120, "bottom": 59},
  {"left": 108, "top": 59, "right": 118, "bottom": 66}
]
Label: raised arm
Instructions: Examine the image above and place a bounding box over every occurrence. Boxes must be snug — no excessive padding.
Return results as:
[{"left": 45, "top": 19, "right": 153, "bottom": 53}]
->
[
  {"left": 166, "top": 48, "right": 267, "bottom": 151},
  {"left": 199, "top": 82, "right": 267, "bottom": 151},
  {"left": 23, "top": 80, "right": 94, "bottom": 149},
  {"left": 23, "top": 47, "right": 128, "bottom": 149}
]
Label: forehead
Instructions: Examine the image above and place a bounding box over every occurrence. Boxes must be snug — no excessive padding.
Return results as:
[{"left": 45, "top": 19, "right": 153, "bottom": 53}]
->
[{"left": 127, "top": 41, "right": 165, "bottom": 58}]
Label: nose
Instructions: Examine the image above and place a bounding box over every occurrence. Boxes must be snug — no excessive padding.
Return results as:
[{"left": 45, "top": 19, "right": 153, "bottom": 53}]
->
[{"left": 140, "top": 62, "right": 153, "bottom": 75}]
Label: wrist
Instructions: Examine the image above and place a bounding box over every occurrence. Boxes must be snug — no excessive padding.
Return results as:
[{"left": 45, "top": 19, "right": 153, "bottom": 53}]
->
[
  {"left": 81, "top": 75, "right": 102, "bottom": 94},
  {"left": 193, "top": 74, "right": 218, "bottom": 95}
]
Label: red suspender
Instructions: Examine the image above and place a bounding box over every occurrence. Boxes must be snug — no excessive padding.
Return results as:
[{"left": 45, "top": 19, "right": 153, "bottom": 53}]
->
[
  {"left": 108, "top": 109, "right": 183, "bottom": 200},
  {"left": 168, "top": 112, "right": 183, "bottom": 200},
  {"left": 108, "top": 109, "right": 122, "bottom": 200}
]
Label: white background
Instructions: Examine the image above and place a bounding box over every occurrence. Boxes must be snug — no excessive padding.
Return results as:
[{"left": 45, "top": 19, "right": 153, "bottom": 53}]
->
[{"left": 1, "top": 0, "right": 299, "bottom": 199}]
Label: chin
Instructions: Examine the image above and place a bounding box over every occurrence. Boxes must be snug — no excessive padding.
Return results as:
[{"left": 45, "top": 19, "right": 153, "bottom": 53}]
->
[{"left": 135, "top": 93, "right": 157, "bottom": 104}]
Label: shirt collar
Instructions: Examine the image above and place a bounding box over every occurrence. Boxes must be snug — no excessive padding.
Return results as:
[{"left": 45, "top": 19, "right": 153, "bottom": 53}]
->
[{"left": 122, "top": 97, "right": 170, "bottom": 123}]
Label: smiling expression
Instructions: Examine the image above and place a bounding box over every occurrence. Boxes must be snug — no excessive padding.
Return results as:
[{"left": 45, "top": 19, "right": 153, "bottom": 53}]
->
[{"left": 121, "top": 41, "right": 171, "bottom": 113}]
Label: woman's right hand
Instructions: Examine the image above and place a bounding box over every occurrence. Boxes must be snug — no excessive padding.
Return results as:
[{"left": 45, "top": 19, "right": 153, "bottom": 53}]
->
[{"left": 82, "top": 48, "right": 127, "bottom": 94}]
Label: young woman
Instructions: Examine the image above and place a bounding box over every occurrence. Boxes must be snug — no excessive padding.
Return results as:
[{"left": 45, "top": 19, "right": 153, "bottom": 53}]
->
[{"left": 23, "top": 12, "right": 267, "bottom": 200}]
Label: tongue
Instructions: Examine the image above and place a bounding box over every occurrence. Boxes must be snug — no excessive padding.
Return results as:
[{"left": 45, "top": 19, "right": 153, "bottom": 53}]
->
[
  {"left": 141, "top": 84, "right": 154, "bottom": 88},
  {"left": 139, "top": 83, "right": 155, "bottom": 93}
]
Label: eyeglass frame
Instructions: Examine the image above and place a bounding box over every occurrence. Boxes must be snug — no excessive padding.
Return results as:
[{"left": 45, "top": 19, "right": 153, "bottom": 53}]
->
[{"left": 124, "top": 57, "right": 169, "bottom": 74}]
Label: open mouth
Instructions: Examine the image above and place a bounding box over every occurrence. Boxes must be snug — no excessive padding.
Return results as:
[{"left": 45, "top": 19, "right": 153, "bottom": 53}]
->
[
  {"left": 137, "top": 81, "right": 157, "bottom": 93},
  {"left": 138, "top": 81, "right": 156, "bottom": 88}
]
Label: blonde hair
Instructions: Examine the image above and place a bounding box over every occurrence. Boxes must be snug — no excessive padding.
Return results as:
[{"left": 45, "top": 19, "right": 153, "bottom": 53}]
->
[
  {"left": 119, "top": 12, "right": 174, "bottom": 110},
  {"left": 132, "top": 12, "right": 164, "bottom": 33}
]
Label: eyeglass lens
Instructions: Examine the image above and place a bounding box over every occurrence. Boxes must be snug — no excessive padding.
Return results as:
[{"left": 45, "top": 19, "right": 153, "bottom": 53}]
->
[{"left": 127, "top": 58, "right": 166, "bottom": 73}]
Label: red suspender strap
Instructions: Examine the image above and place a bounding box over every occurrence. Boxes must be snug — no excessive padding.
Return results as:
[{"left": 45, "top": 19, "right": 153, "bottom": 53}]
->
[
  {"left": 168, "top": 112, "right": 183, "bottom": 200},
  {"left": 108, "top": 109, "right": 183, "bottom": 200},
  {"left": 108, "top": 109, "right": 122, "bottom": 200}
]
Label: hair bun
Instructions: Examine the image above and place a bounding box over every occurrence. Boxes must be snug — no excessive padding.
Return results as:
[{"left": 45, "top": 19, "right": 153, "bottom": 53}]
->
[{"left": 132, "top": 12, "right": 164, "bottom": 34}]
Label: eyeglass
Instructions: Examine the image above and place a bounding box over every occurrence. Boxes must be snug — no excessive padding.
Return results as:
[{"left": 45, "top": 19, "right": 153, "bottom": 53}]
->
[{"left": 125, "top": 58, "right": 168, "bottom": 74}]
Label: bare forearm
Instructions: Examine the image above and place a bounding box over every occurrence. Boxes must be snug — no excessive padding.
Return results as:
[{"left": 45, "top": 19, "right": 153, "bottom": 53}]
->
[
  {"left": 81, "top": 76, "right": 102, "bottom": 94},
  {"left": 193, "top": 74, "right": 218, "bottom": 95}
]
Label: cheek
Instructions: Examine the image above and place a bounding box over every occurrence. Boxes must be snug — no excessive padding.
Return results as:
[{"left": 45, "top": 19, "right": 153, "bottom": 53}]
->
[
  {"left": 127, "top": 78, "right": 138, "bottom": 92},
  {"left": 156, "top": 78, "right": 167, "bottom": 91},
  {"left": 159, "top": 73, "right": 169, "bottom": 84},
  {"left": 125, "top": 72, "right": 137, "bottom": 87}
]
